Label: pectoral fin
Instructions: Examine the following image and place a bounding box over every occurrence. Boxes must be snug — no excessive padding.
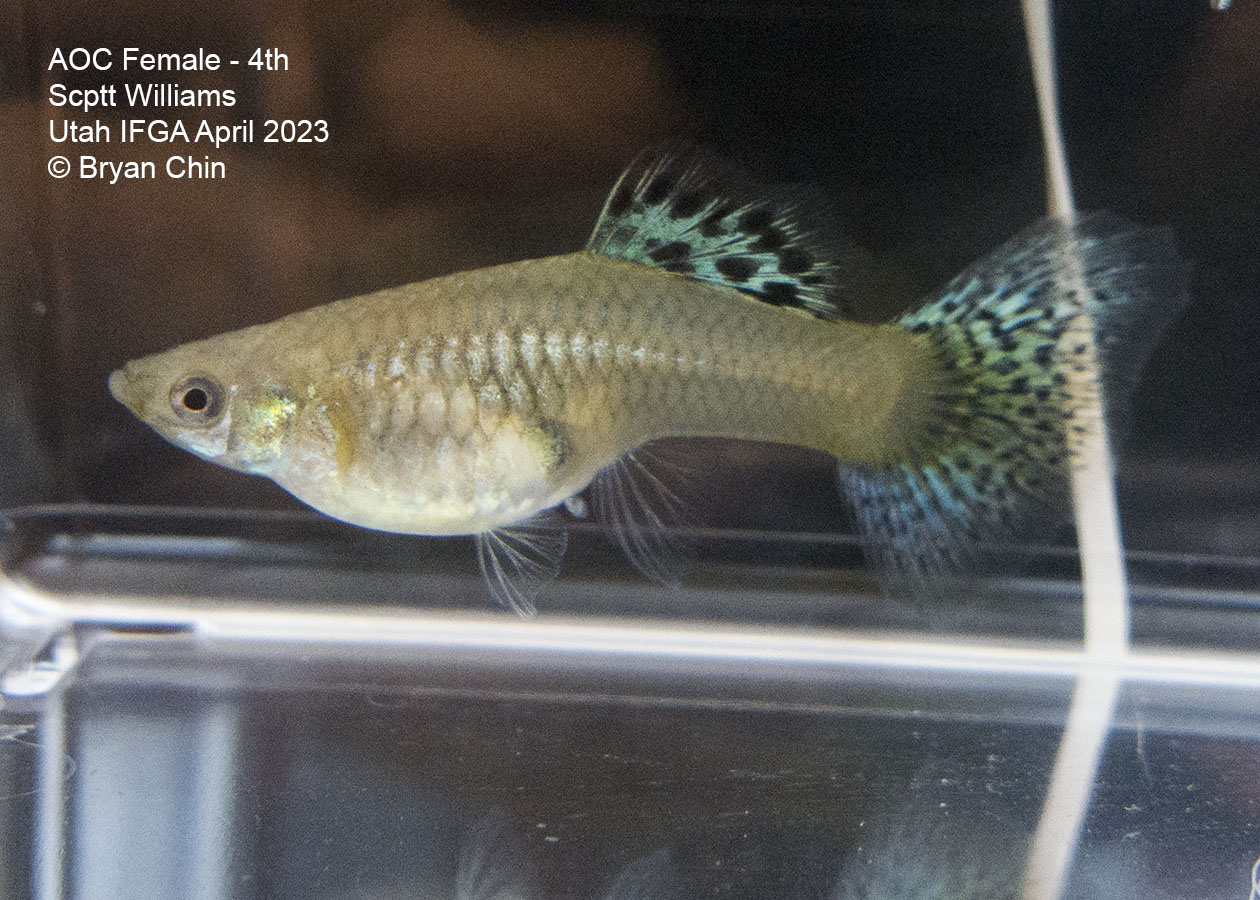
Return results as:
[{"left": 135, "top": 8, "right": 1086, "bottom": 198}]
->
[{"left": 476, "top": 517, "right": 568, "bottom": 616}]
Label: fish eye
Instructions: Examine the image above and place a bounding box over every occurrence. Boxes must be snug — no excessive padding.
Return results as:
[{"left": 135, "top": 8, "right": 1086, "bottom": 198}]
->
[{"left": 170, "top": 376, "right": 223, "bottom": 424}]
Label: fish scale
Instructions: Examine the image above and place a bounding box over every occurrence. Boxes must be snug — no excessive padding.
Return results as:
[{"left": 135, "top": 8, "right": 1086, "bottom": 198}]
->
[{"left": 319, "top": 253, "right": 920, "bottom": 467}]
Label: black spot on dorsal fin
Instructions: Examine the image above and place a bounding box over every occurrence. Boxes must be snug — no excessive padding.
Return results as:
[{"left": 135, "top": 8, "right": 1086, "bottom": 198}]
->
[{"left": 586, "top": 145, "right": 867, "bottom": 321}]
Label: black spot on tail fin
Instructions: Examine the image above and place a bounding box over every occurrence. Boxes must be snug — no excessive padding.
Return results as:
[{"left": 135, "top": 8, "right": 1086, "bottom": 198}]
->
[
  {"left": 840, "top": 214, "right": 1191, "bottom": 598},
  {"left": 587, "top": 145, "right": 868, "bottom": 320}
]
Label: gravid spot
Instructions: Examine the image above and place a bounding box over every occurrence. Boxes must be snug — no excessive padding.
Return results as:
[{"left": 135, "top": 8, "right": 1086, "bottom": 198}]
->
[{"left": 532, "top": 418, "right": 572, "bottom": 472}]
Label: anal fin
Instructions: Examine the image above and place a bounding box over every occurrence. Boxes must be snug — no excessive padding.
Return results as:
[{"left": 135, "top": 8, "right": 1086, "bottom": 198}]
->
[
  {"left": 600, "top": 849, "right": 680, "bottom": 900},
  {"left": 456, "top": 811, "right": 533, "bottom": 900},
  {"left": 591, "top": 441, "right": 696, "bottom": 585}
]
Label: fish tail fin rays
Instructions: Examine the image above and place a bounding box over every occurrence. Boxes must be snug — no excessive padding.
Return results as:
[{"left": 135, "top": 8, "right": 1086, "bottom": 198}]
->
[
  {"left": 839, "top": 214, "right": 1190, "bottom": 599},
  {"left": 587, "top": 145, "right": 871, "bottom": 320},
  {"left": 476, "top": 518, "right": 568, "bottom": 617}
]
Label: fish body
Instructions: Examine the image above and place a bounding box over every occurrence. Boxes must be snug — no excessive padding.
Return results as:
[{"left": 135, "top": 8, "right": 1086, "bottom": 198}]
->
[
  {"left": 111, "top": 252, "right": 931, "bottom": 536},
  {"left": 109, "top": 147, "right": 1189, "bottom": 611}
]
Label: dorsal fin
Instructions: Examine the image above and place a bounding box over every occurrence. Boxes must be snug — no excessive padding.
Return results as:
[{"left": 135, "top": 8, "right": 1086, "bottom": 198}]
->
[{"left": 586, "top": 146, "right": 864, "bottom": 320}]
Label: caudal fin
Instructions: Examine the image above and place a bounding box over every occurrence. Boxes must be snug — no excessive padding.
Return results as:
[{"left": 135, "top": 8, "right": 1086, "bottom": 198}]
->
[{"left": 839, "top": 214, "right": 1190, "bottom": 597}]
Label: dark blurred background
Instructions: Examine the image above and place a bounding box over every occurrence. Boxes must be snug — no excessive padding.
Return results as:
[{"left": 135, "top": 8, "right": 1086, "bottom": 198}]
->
[{"left": 1, "top": 0, "right": 1257, "bottom": 552}]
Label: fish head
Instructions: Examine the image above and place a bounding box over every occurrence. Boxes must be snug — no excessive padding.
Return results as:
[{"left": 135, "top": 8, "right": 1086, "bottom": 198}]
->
[{"left": 109, "top": 342, "right": 303, "bottom": 476}]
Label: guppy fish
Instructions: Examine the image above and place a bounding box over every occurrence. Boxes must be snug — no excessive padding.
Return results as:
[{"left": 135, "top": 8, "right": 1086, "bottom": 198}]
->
[{"left": 109, "top": 147, "right": 1188, "bottom": 613}]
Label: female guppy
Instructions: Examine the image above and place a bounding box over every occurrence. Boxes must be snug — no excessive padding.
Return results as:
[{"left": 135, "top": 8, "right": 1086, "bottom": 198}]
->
[{"left": 109, "top": 148, "right": 1187, "bottom": 613}]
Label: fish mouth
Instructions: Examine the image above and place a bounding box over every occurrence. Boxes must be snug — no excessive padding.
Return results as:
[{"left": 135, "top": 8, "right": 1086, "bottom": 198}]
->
[{"left": 108, "top": 365, "right": 136, "bottom": 413}]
